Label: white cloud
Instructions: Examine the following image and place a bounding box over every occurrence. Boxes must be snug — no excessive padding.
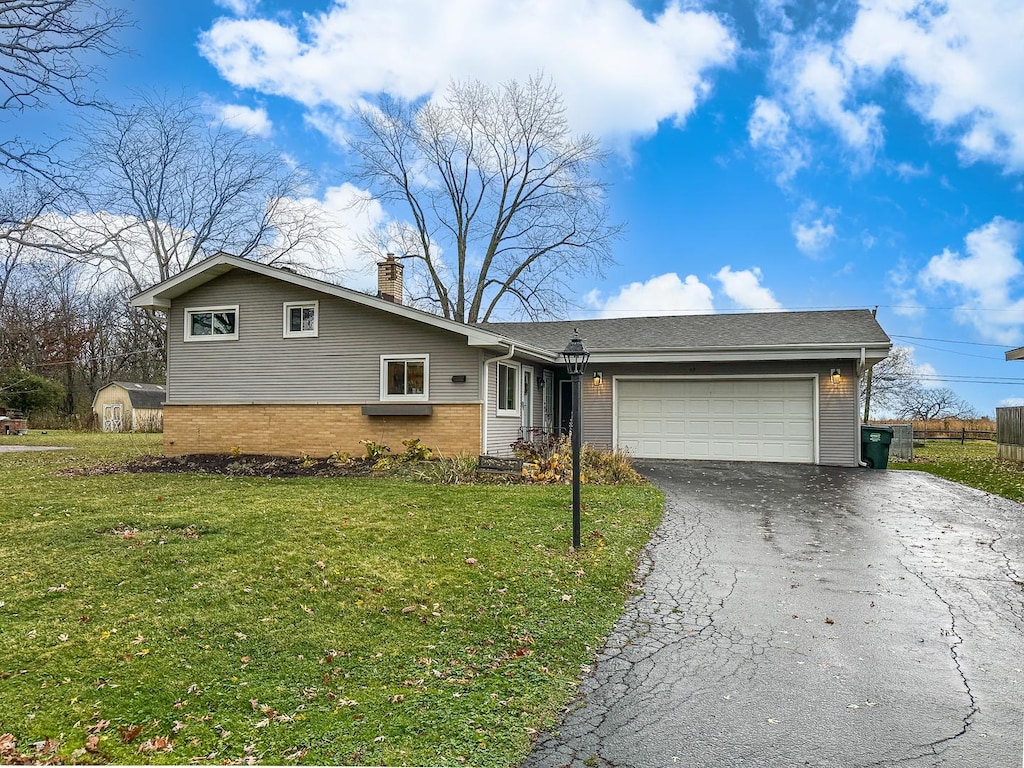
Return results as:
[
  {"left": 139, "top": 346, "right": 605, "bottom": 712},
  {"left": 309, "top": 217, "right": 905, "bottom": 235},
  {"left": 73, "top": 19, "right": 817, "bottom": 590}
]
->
[
  {"left": 999, "top": 397, "right": 1024, "bottom": 407},
  {"left": 786, "top": 45, "right": 884, "bottom": 157},
  {"left": 713, "top": 266, "right": 782, "bottom": 311},
  {"left": 587, "top": 272, "right": 714, "bottom": 318},
  {"left": 886, "top": 259, "right": 925, "bottom": 319},
  {"left": 792, "top": 217, "right": 837, "bottom": 256},
  {"left": 893, "top": 161, "right": 929, "bottom": 181},
  {"left": 754, "top": 0, "right": 1024, "bottom": 173},
  {"left": 198, "top": 0, "right": 737, "bottom": 141},
  {"left": 919, "top": 217, "right": 1024, "bottom": 342},
  {"left": 273, "top": 182, "right": 390, "bottom": 291},
  {"left": 23, "top": 184, "right": 389, "bottom": 292},
  {"left": 214, "top": 103, "right": 273, "bottom": 137},
  {"left": 843, "top": 0, "right": 1024, "bottom": 171},
  {"left": 747, "top": 96, "right": 808, "bottom": 184}
]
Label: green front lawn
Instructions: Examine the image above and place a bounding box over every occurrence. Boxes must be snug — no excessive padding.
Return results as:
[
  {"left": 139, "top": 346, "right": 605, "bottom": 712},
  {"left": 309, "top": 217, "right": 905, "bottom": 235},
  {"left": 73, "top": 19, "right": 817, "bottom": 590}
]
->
[
  {"left": 890, "top": 439, "right": 1024, "bottom": 502},
  {"left": 0, "top": 433, "right": 663, "bottom": 766}
]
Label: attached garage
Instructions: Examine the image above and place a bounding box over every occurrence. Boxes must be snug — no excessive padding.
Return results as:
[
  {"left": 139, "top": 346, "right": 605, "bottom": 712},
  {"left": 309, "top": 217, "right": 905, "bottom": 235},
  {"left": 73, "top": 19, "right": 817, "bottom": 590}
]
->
[
  {"left": 615, "top": 377, "right": 816, "bottom": 463},
  {"left": 483, "top": 310, "right": 891, "bottom": 468}
]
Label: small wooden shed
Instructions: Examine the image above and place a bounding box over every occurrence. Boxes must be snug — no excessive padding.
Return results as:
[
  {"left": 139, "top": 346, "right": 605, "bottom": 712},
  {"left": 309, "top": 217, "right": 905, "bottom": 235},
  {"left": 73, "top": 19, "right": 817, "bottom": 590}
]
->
[{"left": 92, "top": 382, "right": 166, "bottom": 432}]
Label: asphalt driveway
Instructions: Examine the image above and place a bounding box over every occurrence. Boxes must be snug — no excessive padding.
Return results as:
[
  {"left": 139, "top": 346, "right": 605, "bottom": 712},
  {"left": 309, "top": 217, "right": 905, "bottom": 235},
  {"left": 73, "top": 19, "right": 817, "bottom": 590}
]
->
[{"left": 523, "top": 461, "right": 1024, "bottom": 768}]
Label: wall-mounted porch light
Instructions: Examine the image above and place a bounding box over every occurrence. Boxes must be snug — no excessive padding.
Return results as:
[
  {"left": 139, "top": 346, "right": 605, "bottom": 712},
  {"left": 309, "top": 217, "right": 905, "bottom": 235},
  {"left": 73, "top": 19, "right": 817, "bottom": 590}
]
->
[
  {"left": 830, "top": 368, "right": 841, "bottom": 385},
  {"left": 592, "top": 371, "right": 603, "bottom": 386}
]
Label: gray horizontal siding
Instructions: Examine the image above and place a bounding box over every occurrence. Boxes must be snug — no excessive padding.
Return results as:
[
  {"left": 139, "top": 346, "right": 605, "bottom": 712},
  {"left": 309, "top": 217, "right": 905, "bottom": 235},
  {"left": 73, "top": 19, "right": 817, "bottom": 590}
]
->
[
  {"left": 482, "top": 357, "right": 558, "bottom": 455},
  {"left": 579, "top": 360, "right": 858, "bottom": 467},
  {"left": 484, "top": 358, "right": 525, "bottom": 455},
  {"left": 167, "top": 271, "right": 481, "bottom": 404}
]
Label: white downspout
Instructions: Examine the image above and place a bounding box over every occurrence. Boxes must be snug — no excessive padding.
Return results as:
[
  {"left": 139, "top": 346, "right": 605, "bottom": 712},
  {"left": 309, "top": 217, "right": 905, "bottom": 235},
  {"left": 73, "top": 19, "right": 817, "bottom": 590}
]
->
[
  {"left": 858, "top": 347, "right": 869, "bottom": 467},
  {"left": 481, "top": 344, "right": 515, "bottom": 455}
]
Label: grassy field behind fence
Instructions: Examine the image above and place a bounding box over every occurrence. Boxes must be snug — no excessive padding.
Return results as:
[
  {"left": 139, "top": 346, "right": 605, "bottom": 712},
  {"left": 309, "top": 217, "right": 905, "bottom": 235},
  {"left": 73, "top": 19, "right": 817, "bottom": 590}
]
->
[{"left": 0, "top": 432, "right": 663, "bottom": 767}]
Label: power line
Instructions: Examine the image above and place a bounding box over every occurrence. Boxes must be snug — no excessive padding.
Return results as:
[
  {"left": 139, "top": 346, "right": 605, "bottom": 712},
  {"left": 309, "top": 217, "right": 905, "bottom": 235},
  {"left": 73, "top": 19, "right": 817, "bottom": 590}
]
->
[
  {"left": 895, "top": 340, "right": 1003, "bottom": 361},
  {"left": 909, "top": 374, "right": 1024, "bottom": 385},
  {"left": 891, "top": 334, "right": 1009, "bottom": 348},
  {"left": 9, "top": 345, "right": 165, "bottom": 370}
]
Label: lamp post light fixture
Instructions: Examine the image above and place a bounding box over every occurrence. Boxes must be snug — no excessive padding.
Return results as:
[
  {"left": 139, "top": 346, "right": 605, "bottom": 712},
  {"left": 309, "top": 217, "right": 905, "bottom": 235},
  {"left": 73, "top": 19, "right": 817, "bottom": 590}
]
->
[{"left": 561, "top": 328, "right": 590, "bottom": 549}]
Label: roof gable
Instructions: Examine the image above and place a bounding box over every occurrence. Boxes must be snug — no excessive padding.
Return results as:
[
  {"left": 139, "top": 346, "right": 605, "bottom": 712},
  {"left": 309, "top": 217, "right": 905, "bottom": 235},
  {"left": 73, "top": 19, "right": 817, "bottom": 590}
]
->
[{"left": 130, "top": 253, "right": 553, "bottom": 359}]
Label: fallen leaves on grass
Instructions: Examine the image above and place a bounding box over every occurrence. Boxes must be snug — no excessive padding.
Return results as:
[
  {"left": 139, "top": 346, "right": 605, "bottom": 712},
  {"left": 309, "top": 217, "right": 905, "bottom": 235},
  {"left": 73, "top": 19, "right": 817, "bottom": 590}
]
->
[
  {"left": 138, "top": 736, "right": 173, "bottom": 753},
  {"left": 119, "top": 725, "right": 142, "bottom": 743},
  {"left": 0, "top": 734, "right": 63, "bottom": 766}
]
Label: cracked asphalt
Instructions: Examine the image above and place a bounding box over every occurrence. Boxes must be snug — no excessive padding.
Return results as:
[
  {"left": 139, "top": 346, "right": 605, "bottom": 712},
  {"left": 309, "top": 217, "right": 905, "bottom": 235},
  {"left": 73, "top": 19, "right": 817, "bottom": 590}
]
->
[{"left": 522, "top": 461, "right": 1024, "bottom": 768}]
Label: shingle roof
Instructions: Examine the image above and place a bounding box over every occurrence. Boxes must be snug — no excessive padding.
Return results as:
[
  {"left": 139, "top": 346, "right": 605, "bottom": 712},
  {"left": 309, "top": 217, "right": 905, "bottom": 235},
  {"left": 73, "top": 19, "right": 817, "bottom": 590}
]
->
[
  {"left": 110, "top": 382, "right": 166, "bottom": 410},
  {"left": 481, "top": 309, "right": 890, "bottom": 352}
]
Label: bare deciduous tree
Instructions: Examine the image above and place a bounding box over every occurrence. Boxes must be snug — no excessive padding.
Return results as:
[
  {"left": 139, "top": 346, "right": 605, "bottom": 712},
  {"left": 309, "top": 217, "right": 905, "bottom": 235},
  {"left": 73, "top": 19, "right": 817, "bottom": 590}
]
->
[
  {"left": 350, "top": 75, "right": 620, "bottom": 322},
  {"left": 895, "top": 385, "right": 978, "bottom": 421},
  {"left": 0, "top": 0, "right": 128, "bottom": 180},
  {"left": 861, "top": 346, "right": 978, "bottom": 421},
  {"left": 35, "top": 95, "right": 337, "bottom": 292},
  {"left": 861, "top": 345, "right": 916, "bottom": 421}
]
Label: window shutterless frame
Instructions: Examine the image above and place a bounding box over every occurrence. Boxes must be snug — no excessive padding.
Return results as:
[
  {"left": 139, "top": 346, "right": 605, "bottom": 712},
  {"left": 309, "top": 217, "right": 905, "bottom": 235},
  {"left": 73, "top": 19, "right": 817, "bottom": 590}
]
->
[
  {"left": 184, "top": 305, "right": 239, "bottom": 341},
  {"left": 283, "top": 300, "right": 319, "bottom": 338},
  {"left": 380, "top": 355, "right": 429, "bottom": 401},
  {"left": 496, "top": 361, "right": 519, "bottom": 415}
]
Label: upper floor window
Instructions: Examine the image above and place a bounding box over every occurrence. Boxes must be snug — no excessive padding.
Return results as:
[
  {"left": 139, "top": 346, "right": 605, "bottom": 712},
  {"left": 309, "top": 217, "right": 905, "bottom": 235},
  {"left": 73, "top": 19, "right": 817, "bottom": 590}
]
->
[
  {"left": 381, "top": 355, "right": 429, "bottom": 401},
  {"left": 497, "top": 362, "right": 518, "bottom": 415},
  {"left": 185, "top": 306, "right": 238, "bottom": 341},
  {"left": 284, "top": 301, "right": 319, "bottom": 338}
]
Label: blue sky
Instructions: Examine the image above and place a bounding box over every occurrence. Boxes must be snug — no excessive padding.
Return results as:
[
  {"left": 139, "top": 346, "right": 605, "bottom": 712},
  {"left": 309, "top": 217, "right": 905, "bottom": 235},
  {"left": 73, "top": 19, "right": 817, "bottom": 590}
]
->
[{"left": 95, "top": 0, "right": 1024, "bottom": 415}]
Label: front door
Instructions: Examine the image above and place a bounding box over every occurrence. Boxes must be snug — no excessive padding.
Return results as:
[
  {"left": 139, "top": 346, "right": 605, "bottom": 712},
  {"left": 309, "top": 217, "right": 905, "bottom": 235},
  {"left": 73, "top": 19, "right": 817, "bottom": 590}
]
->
[
  {"left": 103, "top": 403, "right": 124, "bottom": 432},
  {"left": 521, "top": 364, "right": 534, "bottom": 439}
]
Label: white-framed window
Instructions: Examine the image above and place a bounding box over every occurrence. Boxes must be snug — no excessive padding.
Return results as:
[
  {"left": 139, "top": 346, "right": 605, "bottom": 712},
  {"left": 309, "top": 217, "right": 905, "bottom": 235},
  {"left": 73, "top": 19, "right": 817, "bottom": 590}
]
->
[
  {"left": 283, "top": 301, "right": 319, "bottom": 338},
  {"left": 381, "top": 355, "right": 429, "bottom": 401},
  {"left": 497, "top": 362, "right": 519, "bottom": 415},
  {"left": 185, "top": 305, "right": 238, "bottom": 341}
]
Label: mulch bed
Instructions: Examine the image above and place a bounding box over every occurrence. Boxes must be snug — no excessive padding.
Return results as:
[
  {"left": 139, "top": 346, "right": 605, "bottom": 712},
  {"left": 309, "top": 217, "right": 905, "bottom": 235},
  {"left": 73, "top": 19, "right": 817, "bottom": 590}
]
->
[{"left": 62, "top": 453, "right": 378, "bottom": 478}]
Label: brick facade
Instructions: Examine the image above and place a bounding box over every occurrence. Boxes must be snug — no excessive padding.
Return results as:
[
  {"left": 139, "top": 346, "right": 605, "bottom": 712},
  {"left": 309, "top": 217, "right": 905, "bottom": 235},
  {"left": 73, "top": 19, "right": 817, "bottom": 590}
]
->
[{"left": 163, "top": 403, "right": 482, "bottom": 457}]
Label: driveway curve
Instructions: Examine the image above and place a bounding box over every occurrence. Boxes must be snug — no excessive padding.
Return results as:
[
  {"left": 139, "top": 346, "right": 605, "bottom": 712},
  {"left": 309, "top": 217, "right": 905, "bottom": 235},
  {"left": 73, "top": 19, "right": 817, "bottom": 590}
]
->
[{"left": 523, "top": 461, "right": 1023, "bottom": 768}]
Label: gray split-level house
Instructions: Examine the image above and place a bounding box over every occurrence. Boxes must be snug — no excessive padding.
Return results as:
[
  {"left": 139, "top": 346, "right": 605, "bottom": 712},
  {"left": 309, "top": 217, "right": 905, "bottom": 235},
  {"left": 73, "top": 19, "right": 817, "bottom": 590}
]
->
[{"left": 130, "top": 253, "right": 891, "bottom": 466}]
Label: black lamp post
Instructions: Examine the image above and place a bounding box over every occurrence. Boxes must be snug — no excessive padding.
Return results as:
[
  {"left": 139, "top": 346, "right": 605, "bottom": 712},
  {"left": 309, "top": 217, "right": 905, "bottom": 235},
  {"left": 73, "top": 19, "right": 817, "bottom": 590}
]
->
[{"left": 562, "top": 328, "right": 590, "bottom": 549}]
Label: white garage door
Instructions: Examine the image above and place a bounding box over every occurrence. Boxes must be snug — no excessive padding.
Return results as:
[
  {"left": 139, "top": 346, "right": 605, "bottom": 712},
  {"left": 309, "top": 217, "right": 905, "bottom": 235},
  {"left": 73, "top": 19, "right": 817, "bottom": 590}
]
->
[{"left": 616, "top": 378, "right": 815, "bottom": 463}]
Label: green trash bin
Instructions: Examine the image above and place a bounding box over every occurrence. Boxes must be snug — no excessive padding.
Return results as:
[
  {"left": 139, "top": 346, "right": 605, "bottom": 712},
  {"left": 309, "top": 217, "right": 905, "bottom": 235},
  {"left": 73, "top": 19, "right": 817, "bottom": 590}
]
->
[{"left": 861, "top": 425, "right": 893, "bottom": 469}]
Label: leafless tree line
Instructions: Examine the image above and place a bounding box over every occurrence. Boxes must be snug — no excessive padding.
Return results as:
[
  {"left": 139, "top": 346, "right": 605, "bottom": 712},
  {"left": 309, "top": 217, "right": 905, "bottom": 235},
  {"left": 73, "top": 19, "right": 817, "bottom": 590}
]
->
[{"left": 0, "top": 93, "right": 342, "bottom": 418}]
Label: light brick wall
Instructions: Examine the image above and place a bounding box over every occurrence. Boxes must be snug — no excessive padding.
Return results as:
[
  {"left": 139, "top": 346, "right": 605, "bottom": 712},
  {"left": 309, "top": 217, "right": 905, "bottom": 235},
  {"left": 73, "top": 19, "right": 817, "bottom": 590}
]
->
[{"left": 163, "top": 404, "right": 482, "bottom": 457}]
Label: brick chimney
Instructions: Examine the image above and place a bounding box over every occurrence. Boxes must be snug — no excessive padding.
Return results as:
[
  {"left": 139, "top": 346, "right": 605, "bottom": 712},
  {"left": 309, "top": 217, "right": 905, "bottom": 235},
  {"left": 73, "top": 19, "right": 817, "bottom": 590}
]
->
[{"left": 377, "top": 253, "right": 404, "bottom": 304}]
